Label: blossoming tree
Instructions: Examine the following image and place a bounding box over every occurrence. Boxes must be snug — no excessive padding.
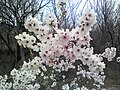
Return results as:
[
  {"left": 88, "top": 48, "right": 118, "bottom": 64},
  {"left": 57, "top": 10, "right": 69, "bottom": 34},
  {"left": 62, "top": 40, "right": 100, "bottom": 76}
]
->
[{"left": 0, "top": 0, "right": 117, "bottom": 90}]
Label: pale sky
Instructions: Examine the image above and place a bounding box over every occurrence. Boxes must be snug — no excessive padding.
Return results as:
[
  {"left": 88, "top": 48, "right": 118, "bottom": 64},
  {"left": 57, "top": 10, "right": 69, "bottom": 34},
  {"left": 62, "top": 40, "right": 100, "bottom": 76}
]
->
[{"left": 37, "top": 0, "right": 119, "bottom": 20}]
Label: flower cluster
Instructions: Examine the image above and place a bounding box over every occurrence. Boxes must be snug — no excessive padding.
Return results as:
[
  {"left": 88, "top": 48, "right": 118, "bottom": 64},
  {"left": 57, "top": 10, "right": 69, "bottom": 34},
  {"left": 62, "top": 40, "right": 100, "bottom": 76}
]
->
[
  {"left": 13, "top": 11, "right": 117, "bottom": 89},
  {"left": 62, "top": 84, "right": 92, "bottom": 90},
  {"left": 102, "top": 47, "right": 116, "bottom": 61},
  {"left": 21, "top": 56, "right": 44, "bottom": 70},
  {"left": 20, "top": 11, "right": 100, "bottom": 73},
  {"left": 24, "top": 17, "right": 42, "bottom": 33},
  {"left": 15, "top": 32, "right": 36, "bottom": 48},
  {"left": 2, "top": 11, "right": 116, "bottom": 90},
  {"left": 10, "top": 68, "right": 40, "bottom": 90},
  {"left": 117, "top": 57, "right": 120, "bottom": 62},
  {"left": 0, "top": 75, "right": 12, "bottom": 90}
]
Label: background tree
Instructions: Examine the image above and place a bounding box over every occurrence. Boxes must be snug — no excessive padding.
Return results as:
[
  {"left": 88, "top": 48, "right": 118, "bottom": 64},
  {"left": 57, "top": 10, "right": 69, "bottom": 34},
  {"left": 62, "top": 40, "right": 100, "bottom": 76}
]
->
[
  {"left": 90, "top": 0, "right": 120, "bottom": 87},
  {"left": 91, "top": 0, "right": 120, "bottom": 54},
  {"left": 0, "top": 0, "right": 51, "bottom": 73}
]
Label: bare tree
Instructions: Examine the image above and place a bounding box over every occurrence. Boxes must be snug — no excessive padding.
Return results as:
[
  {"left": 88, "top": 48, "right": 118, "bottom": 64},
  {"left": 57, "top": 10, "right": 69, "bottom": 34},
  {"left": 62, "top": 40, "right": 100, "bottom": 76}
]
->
[
  {"left": 90, "top": 0, "right": 120, "bottom": 54},
  {"left": 89, "top": 1, "right": 120, "bottom": 86},
  {"left": 0, "top": 0, "right": 51, "bottom": 71}
]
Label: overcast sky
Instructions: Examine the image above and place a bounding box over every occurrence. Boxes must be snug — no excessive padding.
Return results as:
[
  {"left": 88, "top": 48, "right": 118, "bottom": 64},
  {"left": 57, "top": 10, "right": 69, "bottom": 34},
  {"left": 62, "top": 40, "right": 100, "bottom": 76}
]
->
[{"left": 37, "top": 0, "right": 119, "bottom": 20}]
